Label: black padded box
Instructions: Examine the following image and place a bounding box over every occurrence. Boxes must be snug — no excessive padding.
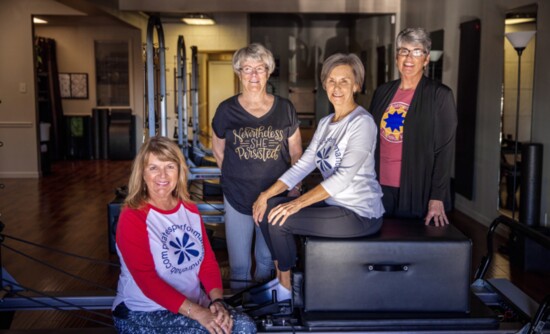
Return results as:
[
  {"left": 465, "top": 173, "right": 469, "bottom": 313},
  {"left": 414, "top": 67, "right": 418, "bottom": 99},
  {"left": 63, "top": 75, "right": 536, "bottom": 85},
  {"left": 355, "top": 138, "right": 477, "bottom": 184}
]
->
[{"left": 304, "top": 219, "right": 471, "bottom": 313}]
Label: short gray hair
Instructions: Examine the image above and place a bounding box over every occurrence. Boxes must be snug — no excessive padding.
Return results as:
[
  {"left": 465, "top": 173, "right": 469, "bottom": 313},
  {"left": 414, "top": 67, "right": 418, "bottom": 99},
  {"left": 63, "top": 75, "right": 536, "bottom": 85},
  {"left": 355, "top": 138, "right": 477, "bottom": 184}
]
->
[
  {"left": 232, "top": 43, "right": 276, "bottom": 75},
  {"left": 396, "top": 28, "right": 432, "bottom": 53},
  {"left": 320, "top": 53, "right": 365, "bottom": 90}
]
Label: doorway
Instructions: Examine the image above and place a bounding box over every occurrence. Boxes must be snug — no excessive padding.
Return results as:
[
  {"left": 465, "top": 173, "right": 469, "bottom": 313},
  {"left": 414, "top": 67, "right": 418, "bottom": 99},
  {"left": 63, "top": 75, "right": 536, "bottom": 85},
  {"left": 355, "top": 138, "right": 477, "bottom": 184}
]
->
[{"left": 197, "top": 51, "right": 238, "bottom": 149}]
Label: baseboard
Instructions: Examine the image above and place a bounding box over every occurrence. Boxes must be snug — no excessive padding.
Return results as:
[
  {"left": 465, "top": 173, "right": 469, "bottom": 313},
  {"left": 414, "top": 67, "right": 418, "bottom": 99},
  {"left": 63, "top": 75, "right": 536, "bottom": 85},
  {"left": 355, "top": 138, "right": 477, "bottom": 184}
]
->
[
  {"left": 455, "top": 196, "right": 510, "bottom": 238},
  {"left": 455, "top": 197, "right": 493, "bottom": 227}
]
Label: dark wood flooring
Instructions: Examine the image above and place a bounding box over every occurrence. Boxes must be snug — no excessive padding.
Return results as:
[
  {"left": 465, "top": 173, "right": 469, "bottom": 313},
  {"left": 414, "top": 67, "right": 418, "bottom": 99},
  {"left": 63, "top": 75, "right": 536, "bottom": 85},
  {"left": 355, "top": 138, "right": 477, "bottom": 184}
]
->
[{"left": 0, "top": 160, "right": 548, "bottom": 330}]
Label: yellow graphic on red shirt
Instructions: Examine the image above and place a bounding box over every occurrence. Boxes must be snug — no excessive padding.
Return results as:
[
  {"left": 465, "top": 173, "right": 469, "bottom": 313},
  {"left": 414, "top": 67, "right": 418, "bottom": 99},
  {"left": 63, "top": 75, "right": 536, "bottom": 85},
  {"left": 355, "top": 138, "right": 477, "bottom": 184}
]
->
[{"left": 380, "top": 102, "right": 408, "bottom": 143}]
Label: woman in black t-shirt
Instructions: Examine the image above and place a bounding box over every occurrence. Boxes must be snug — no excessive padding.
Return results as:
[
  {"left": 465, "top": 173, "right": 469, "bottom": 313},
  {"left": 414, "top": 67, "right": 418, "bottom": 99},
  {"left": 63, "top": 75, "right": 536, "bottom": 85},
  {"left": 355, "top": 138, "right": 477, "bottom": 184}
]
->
[{"left": 212, "top": 43, "right": 303, "bottom": 289}]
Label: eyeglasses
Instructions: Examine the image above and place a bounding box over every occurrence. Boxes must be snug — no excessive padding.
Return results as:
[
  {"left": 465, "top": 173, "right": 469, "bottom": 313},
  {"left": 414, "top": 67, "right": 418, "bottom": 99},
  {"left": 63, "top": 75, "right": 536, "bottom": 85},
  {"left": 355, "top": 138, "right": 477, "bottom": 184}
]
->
[
  {"left": 239, "top": 66, "right": 268, "bottom": 75},
  {"left": 397, "top": 48, "right": 427, "bottom": 58}
]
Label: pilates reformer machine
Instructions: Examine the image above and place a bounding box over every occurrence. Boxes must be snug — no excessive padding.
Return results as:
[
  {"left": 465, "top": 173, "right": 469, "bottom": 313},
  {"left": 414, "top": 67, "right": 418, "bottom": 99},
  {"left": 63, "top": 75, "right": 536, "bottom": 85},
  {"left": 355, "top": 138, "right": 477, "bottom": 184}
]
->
[
  {"left": 226, "top": 215, "right": 550, "bottom": 333},
  {"left": 1, "top": 215, "right": 549, "bottom": 333},
  {"left": 145, "top": 16, "right": 223, "bottom": 225},
  {"left": 145, "top": 16, "right": 220, "bottom": 182}
]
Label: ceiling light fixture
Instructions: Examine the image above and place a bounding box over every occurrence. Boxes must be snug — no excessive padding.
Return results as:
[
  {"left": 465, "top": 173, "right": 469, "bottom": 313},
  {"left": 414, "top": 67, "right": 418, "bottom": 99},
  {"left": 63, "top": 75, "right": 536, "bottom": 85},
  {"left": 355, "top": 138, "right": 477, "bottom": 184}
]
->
[
  {"left": 181, "top": 14, "right": 215, "bottom": 26},
  {"left": 505, "top": 13, "right": 536, "bottom": 25},
  {"left": 33, "top": 17, "right": 48, "bottom": 24}
]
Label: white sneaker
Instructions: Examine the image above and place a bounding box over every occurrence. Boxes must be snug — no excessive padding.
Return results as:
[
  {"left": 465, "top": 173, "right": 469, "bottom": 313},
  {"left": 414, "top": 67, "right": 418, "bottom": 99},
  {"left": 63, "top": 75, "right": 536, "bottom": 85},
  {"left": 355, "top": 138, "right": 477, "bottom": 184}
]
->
[{"left": 275, "top": 283, "right": 292, "bottom": 301}]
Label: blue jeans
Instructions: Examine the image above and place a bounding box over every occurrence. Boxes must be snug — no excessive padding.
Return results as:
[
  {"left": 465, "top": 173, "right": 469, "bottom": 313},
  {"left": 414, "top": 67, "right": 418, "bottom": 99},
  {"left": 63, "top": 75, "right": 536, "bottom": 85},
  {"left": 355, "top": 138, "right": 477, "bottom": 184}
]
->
[
  {"left": 224, "top": 198, "right": 274, "bottom": 290},
  {"left": 113, "top": 302, "right": 256, "bottom": 334}
]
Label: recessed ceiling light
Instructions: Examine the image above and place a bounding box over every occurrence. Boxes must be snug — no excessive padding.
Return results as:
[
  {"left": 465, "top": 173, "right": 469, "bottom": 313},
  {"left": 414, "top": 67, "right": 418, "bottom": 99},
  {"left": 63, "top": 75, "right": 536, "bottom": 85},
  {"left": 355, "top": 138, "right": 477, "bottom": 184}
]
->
[
  {"left": 33, "top": 17, "right": 48, "bottom": 24},
  {"left": 505, "top": 13, "right": 536, "bottom": 25},
  {"left": 181, "top": 14, "right": 215, "bottom": 26}
]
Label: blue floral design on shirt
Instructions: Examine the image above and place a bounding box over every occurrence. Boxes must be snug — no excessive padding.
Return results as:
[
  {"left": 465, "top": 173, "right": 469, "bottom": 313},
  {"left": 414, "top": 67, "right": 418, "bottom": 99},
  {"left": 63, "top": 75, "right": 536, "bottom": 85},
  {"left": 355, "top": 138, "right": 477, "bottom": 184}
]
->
[
  {"left": 169, "top": 233, "right": 200, "bottom": 265},
  {"left": 316, "top": 146, "right": 333, "bottom": 173}
]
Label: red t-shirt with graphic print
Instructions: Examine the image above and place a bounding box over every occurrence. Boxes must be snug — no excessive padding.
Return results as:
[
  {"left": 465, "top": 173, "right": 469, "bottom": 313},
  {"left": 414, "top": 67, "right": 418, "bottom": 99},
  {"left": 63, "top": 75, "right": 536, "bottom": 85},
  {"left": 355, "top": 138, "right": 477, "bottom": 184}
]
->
[{"left": 379, "top": 88, "right": 415, "bottom": 187}]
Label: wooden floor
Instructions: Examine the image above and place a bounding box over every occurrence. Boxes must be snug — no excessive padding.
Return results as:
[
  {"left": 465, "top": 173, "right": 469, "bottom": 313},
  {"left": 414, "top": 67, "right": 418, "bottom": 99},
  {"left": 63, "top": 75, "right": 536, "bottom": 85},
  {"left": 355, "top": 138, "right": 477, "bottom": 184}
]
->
[{"left": 0, "top": 160, "right": 549, "bottom": 330}]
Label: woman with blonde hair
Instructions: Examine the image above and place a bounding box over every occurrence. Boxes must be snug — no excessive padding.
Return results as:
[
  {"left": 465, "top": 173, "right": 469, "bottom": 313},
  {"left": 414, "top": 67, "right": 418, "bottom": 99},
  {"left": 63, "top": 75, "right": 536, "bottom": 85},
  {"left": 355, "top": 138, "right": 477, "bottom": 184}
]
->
[{"left": 112, "top": 136, "right": 255, "bottom": 334}]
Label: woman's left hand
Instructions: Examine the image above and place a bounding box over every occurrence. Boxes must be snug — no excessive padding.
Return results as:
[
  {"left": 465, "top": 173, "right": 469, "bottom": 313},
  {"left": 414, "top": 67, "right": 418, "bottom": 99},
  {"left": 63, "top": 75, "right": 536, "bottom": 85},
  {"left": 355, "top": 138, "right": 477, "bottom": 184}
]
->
[
  {"left": 268, "top": 200, "right": 301, "bottom": 226},
  {"left": 252, "top": 193, "right": 269, "bottom": 225},
  {"left": 424, "top": 200, "right": 449, "bottom": 227},
  {"left": 209, "top": 301, "right": 233, "bottom": 334}
]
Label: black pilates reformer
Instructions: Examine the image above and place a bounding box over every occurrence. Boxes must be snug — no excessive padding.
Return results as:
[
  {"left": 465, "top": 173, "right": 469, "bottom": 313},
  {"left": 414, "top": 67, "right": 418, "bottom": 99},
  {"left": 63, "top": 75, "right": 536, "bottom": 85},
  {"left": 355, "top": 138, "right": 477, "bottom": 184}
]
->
[
  {"left": 0, "top": 216, "right": 549, "bottom": 333},
  {"left": 226, "top": 215, "right": 550, "bottom": 334}
]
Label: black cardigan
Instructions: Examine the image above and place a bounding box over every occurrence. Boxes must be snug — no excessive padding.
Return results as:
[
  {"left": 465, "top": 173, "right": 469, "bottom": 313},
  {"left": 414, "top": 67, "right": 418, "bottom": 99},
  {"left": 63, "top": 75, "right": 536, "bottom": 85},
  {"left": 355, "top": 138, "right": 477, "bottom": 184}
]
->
[{"left": 369, "top": 76, "right": 457, "bottom": 217}]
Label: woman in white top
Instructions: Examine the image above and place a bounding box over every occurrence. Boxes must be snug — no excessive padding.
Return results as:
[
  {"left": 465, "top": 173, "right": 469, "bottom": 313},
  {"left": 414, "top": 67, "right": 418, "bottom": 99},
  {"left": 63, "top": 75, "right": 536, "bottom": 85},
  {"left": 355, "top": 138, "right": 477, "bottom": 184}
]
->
[{"left": 252, "top": 53, "right": 384, "bottom": 301}]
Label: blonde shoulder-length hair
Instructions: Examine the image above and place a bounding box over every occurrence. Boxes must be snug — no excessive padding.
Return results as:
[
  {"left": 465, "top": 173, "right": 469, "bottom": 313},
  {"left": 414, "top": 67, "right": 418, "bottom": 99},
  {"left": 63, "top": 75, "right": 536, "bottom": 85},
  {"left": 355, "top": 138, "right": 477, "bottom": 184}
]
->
[{"left": 125, "top": 136, "right": 190, "bottom": 209}]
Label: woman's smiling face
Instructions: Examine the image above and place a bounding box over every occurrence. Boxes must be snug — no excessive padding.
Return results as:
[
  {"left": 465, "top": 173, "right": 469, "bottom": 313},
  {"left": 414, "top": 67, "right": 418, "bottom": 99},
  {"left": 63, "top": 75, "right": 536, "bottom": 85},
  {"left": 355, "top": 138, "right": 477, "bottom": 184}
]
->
[
  {"left": 324, "top": 64, "right": 359, "bottom": 108},
  {"left": 143, "top": 153, "right": 178, "bottom": 201},
  {"left": 396, "top": 42, "right": 429, "bottom": 80},
  {"left": 238, "top": 59, "right": 269, "bottom": 94}
]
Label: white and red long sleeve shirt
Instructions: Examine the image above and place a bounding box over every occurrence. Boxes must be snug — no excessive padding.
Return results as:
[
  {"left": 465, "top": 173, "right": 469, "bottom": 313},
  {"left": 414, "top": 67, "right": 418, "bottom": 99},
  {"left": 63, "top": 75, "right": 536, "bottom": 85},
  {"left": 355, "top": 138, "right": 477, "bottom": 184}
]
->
[{"left": 113, "top": 201, "right": 222, "bottom": 313}]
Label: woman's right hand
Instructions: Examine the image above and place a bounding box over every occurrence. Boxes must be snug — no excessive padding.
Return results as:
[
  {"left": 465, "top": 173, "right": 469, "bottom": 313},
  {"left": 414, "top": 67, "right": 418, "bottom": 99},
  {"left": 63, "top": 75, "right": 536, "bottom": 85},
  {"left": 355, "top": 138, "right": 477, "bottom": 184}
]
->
[
  {"left": 192, "top": 304, "right": 231, "bottom": 334},
  {"left": 252, "top": 193, "right": 269, "bottom": 226}
]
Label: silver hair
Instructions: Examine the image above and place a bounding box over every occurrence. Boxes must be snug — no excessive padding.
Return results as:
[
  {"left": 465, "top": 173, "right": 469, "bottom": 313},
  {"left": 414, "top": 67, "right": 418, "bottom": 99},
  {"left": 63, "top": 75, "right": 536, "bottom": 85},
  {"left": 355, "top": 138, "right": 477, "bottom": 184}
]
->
[
  {"left": 320, "top": 53, "right": 365, "bottom": 90},
  {"left": 232, "top": 43, "right": 276, "bottom": 75},
  {"left": 396, "top": 28, "right": 432, "bottom": 53}
]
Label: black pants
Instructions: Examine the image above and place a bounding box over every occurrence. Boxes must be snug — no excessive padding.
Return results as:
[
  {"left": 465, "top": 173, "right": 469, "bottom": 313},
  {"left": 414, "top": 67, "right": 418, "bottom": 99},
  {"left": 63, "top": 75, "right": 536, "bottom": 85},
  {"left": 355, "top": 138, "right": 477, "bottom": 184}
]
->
[
  {"left": 381, "top": 185, "right": 422, "bottom": 219},
  {"left": 259, "top": 197, "right": 382, "bottom": 271}
]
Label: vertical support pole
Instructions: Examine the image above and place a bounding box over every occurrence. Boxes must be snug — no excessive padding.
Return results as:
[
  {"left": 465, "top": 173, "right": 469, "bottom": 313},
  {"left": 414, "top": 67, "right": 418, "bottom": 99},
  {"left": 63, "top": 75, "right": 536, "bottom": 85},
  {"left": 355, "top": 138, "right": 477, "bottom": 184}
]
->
[
  {"left": 146, "top": 16, "right": 167, "bottom": 138},
  {"left": 191, "top": 46, "right": 200, "bottom": 150}
]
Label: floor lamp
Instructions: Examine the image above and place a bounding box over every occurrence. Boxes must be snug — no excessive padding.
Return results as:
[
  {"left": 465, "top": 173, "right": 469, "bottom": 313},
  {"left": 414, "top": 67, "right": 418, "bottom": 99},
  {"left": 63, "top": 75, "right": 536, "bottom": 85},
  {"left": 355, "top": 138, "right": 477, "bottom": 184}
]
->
[
  {"left": 505, "top": 30, "right": 536, "bottom": 221},
  {"left": 429, "top": 50, "right": 443, "bottom": 80}
]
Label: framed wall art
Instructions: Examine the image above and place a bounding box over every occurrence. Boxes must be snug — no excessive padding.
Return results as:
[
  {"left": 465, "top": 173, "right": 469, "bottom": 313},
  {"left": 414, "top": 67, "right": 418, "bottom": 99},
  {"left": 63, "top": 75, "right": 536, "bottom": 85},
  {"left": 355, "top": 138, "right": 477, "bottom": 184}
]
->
[{"left": 59, "top": 73, "right": 88, "bottom": 99}]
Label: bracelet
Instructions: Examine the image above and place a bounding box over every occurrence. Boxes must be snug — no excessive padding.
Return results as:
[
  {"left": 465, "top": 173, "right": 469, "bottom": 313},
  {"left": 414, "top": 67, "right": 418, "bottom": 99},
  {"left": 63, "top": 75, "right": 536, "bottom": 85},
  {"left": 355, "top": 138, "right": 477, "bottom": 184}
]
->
[
  {"left": 186, "top": 302, "right": 193, "bottom": 318},
  {"left": 208, "top": 298, "right": 228, "bottom": 309}
]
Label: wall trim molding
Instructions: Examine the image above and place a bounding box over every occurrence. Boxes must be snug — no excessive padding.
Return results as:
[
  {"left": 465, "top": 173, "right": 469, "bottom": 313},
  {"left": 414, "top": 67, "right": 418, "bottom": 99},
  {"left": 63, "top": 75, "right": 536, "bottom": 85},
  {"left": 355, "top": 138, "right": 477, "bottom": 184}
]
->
[
  {"left": 455, "top": 196, "right": 494, "bottom": 226},
  {"left": 0, "top": 171, "right": 40, "bottom": 178},
  {"left": 0, "top": 121, "right": 33, "bottom": 128},
  {"left": 455, "top": 196, "right": 509, "bottom": 237}
]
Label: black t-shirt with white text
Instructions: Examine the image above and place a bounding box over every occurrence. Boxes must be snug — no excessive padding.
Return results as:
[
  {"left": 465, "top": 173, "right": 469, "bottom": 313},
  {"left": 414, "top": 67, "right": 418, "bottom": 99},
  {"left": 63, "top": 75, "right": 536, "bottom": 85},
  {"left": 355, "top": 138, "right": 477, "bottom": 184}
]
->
[{"left": 212, "top": 95, "right": 300, "bottom": 214}]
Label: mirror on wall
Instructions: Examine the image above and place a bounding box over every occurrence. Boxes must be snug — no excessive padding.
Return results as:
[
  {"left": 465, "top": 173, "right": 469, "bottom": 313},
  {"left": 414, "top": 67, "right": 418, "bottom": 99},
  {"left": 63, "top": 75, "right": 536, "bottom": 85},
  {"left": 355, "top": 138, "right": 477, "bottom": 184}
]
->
[
  {"left": 498, "top": 5, "right": 537, "bottom": 218},
  {"left": 95, "top": 41, "right": 130, "bottom": 107},
  {"left": 428, "top": 29, "right": 444, "bottom": 81},
  {"left": 250, "top": 13, "right": 395, "bottom": 144}
]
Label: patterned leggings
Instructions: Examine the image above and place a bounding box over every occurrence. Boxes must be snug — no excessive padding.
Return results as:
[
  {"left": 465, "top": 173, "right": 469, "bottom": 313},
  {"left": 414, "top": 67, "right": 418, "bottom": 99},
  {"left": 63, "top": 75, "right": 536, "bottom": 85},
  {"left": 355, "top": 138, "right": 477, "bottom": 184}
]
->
[{"left": 113, "top": 303, "right": 257, "bottom": 334}]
